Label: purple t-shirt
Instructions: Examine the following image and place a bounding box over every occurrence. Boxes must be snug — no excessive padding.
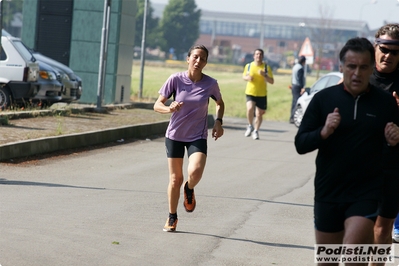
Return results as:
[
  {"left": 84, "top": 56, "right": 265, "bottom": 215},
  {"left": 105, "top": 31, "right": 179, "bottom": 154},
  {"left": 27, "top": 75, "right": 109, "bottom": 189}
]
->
[{"left": 158, "top": 71, "right": 222, "bottom": 142}]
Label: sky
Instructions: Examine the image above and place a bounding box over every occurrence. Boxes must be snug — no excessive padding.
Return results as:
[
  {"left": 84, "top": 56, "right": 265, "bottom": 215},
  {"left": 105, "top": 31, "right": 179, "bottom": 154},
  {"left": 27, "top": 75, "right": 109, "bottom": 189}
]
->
[{"left": 151, "top": 0, "right": 399, "bottom": 30}]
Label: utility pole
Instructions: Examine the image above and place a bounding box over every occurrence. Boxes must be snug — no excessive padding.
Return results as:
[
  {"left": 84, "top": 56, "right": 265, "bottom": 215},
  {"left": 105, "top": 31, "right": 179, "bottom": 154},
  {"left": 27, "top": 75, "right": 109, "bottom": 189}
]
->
[
  {"left": 259, "top": 0, "right": 265, "bottom": 49},
  {"left": 96, "top": 0, "right": 111, "bottom": 109},
  {"left": 0, "top": 0, "right": 3, "bottom": 56},
  {"left": 138, "top": 0, "right": 148, "bottom": 99}
]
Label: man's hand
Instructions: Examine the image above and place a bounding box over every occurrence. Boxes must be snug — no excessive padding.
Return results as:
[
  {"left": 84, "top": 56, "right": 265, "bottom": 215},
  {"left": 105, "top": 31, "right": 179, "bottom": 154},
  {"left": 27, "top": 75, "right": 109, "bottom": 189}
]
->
[
  {"left": 385, "top": 122, "right": 399, "bottom": 146},
  {"left": 258, "top": 69, "right": 267, "bottom": 77},
  {"left": 393, "top": 91, "right": 399, "bottom": 106},
  {"left": 244, "top": 74, "right": 253, "bottom": 82},
  {"left": 320, "top": 107, "right": 341, "bottom": 139}
]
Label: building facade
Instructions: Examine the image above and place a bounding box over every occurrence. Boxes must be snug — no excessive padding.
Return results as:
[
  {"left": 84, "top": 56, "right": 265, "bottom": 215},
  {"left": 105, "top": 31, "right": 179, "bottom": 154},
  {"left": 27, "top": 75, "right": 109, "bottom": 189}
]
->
[
  {"left": 152, "top": 3, "right": 373, "bottom": 69},
  {"left": 22, "top": 0, "right": 136, "bottom": 105},
  {"left": 196, "top": 10, "right": 371, "bottom": 69}
]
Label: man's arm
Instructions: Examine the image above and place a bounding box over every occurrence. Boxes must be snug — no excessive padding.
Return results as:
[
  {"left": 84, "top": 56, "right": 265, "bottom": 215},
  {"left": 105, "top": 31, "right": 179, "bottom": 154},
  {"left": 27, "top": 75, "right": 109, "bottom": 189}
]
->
[
  {"left": 297, "top": 68, "right": 305, "bottom": 88},
  {"left": 294, "top": 94, "right": 327, "bottom": 154},
  {"left": 242, "top": 63, "right": 253, "bottom": 82},
  {"left": 259, "top": 65, "right": 274, "bottom": 84}
]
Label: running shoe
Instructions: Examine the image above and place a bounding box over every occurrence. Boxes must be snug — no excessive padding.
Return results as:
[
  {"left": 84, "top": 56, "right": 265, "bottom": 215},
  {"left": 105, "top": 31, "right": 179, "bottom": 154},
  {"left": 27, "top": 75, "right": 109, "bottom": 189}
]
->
[
  {"left": 183, "top": 181, "right": 196, "bottom": 212},
  {"left": 244, "top": 125, "right": 254, "bottom": 137},
  {"left": 252, "top": 130, "right": 259, "bottom": 140},
  {"left": 163, "top": 217, "right": 178, "bottom": 232}
]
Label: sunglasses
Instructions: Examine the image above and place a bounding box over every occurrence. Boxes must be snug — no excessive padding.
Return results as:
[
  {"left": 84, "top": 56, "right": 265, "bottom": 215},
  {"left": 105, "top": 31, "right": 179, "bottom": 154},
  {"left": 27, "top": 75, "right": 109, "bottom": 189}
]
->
[{"left": 378, "top": 45, "right": 399, "bottom": 56}]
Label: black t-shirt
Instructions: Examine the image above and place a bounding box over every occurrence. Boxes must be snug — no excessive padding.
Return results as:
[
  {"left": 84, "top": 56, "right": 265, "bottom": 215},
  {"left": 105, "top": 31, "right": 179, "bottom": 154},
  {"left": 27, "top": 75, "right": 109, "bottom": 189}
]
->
[{"left": 295, "top": 83, "right": 399, "bottom": 203}]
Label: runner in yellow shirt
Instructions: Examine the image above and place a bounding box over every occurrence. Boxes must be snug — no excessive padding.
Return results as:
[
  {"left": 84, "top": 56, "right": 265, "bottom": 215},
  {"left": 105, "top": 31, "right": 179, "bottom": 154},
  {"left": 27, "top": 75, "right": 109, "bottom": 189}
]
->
[{"left": 242, "top": 49, "right": 274, "bottom": 139}]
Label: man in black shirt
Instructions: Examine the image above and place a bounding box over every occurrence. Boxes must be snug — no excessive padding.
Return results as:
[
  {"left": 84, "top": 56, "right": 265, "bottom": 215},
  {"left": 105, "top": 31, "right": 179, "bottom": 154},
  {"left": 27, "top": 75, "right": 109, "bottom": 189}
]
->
[
  {"left": 295, "top": 37, "right": 399, "bottom": 256},
  {"left": 370, "top": 24, "right": 399, "bottom": 265}
]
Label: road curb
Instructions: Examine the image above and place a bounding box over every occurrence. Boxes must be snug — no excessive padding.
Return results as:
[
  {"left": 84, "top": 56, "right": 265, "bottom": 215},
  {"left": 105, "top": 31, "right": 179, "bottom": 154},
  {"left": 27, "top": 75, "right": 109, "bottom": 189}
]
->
[
  {"left": 0, "top": 121, "right": 170, "bottom": 161},
  {"left": 0, "top": 103, "right": 216, "bottom": 161},
  {"left": 0, "top": 102, "right": 156, "bottom": 121}
]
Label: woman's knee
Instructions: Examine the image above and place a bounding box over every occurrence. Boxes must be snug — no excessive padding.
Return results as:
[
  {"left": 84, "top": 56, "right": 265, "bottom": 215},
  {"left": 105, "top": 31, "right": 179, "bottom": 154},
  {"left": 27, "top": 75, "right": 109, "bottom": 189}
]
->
[
  {"left": 189, "top": 167, "right": 204, "bottom": 180},
  {"left": 188, "top": 162, "right": 206, "bottom": 179},
  {"left": 169, "top": 174, "right": 183, "bottom": 188}
]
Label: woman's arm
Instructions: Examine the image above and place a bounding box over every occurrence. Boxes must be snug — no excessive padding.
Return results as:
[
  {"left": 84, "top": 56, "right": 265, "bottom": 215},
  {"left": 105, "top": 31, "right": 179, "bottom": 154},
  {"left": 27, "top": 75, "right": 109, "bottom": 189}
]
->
[
  {"left": 212, "top": 98, "right": 225, "bottom": 140},
  {"left": 154, "top": 95, "right": 183, "bottom": 114}
]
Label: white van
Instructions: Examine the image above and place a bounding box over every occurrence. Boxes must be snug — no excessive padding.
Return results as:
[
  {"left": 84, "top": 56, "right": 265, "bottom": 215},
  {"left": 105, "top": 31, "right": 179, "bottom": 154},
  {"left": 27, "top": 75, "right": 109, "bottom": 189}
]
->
[{"left": 0, "top": 32, "right": 40, "bottom": 109}]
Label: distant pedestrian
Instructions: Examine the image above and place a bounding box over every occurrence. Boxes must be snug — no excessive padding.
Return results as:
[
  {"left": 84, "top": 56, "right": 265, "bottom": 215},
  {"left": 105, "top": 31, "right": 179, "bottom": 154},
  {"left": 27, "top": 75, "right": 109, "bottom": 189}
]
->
[
  {"left": 154, "top": 44, "right": 225, "bottom": 232},
  {"left": 290, "top": 55, "right": 306, "bottom": 124},
  {"left": 242, "top": 48, "right": 274, "bottom": 140}
]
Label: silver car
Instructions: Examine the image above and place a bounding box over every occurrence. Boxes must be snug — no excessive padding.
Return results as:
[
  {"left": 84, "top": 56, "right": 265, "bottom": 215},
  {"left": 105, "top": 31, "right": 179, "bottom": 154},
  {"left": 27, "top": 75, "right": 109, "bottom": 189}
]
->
[
  {"left": 32, "top": 52, "right": 82, "bottom": 103},
  {"left": 293, "top": 72, "right": 343, "bottom": 128},
  {"left": 32, "top": 61, "right": 63, "bottom": 105}
]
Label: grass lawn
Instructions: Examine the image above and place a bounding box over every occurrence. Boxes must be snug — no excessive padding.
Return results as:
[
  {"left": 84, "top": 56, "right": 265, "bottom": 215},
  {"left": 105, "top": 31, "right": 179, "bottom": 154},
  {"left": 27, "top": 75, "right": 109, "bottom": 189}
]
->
[{"left": 131, "top": 61, "right": 318, "bottom": 122}]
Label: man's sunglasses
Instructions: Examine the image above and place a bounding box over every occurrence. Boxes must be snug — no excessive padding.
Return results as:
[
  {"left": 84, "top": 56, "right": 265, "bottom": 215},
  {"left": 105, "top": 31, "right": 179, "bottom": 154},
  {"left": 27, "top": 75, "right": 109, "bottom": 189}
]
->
[{"left": 378, "top": 45, "right": 399, "bottom": 56}]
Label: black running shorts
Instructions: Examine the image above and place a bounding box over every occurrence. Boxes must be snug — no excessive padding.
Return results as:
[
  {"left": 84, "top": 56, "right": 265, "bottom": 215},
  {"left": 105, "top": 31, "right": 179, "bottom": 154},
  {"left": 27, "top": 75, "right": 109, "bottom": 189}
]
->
[
  {"left": 246, "top": 95, "right": 267, "bottom": 110},
  {"left": 165, "top": 138, "right": 207, "bottom": 158},
  {"left": 314, "top": 200, "right": 379, "bottom": 233},
  {"left": 378, "top": 175, "right": 399, "bottom": 219}
]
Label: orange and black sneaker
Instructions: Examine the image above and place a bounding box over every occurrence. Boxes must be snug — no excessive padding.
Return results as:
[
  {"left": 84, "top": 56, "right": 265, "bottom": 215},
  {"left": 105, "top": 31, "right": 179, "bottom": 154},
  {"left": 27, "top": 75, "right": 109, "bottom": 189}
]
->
[
  {"left": 163, "top": 217, "right": 178, "bottom": 232},
  {"left": 183, "top": 181, "right": 196, "bottom": 212}
]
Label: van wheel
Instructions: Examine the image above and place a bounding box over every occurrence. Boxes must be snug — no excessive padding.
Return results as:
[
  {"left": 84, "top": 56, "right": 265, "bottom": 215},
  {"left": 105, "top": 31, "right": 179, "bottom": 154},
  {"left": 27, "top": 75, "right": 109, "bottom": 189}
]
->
[{"left": 0, "top": 86, "right": 11, "bottom": 110}]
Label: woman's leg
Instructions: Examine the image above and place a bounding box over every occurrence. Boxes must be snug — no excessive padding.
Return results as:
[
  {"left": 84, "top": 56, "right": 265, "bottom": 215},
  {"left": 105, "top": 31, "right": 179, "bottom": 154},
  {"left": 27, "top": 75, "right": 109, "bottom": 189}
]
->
[
  {"left": 187, "top": 152, "right": 207, "bottom": 189},
  {"left": 167, "top": 157, "right": 184, "bottom": 214}
]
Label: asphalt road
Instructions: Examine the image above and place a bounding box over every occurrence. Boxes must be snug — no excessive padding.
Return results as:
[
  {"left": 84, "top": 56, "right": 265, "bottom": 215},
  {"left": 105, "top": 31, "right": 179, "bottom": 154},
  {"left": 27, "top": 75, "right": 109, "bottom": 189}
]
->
[{"left": 0, "top": 118, "right": 344, "bottom": 265}]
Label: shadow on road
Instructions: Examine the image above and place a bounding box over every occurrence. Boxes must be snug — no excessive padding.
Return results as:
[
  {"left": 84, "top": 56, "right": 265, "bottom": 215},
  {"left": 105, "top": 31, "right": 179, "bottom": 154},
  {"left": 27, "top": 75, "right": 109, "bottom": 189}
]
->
[
  {"left": 0, "top": 178, "right": 105, "bottom": 190},
  {"left": 176, "top": 230, "right": 314, "bottom": 251}
]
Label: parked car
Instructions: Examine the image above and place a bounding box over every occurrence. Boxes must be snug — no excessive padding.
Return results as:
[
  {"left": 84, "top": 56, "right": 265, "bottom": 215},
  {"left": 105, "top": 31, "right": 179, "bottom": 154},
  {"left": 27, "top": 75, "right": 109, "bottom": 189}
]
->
[
  {"left": 33, "top": 61, "right": 63, "bottom": 105},
  {"left": 0, "top": 30, "right": 40, "bottom": 109},
  {"left": 293, "top": 72, "right": 343, "bottom": 128},
  {"left": 1, "top": 29, "right": 64, "bottom": 108},
  {"left": 31, "top": 51, "right": 82, "bottom": 103},
  {"left": 237, "top": 52, "right": 280, "bottom": 71}
]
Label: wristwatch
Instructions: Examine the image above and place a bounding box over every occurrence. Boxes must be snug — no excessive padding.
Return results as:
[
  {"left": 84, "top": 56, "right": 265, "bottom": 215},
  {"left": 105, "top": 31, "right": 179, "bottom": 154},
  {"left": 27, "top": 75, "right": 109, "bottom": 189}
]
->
[{"left": 216, "top": 118, "right": 223, "bottom": 125}]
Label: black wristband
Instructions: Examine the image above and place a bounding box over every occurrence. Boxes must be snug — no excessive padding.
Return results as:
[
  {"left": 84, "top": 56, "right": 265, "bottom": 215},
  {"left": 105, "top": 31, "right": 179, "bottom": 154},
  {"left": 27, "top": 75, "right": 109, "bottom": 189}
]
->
[{"left": 216, "top": 118, "right": 223, "bottom": 125}]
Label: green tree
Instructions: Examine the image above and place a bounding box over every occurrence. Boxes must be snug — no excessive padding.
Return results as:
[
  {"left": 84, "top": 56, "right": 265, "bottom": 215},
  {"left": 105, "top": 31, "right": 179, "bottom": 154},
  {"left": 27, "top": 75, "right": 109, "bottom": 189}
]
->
[
  {"left": 159, "top": 0, "right": 200, "bottom": 59},
  {"left": 134, "top": 0, "right": 161, "bottom": 49}
]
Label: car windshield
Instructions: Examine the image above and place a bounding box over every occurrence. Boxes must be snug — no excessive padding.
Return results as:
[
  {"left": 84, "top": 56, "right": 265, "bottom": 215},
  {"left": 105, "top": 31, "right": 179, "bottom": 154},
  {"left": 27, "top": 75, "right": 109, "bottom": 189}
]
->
[
  {"left": 310, "top": 75, "right": 341, "bottom": 94},
  {"left": 1, "top": 29, "right": 12, "bottom": 37},
  {"left": 12, "top": 40, "right": 36, "bottom": 62},
  {"left": 327, "top": 76, "right": 342, "bottom": 87}
]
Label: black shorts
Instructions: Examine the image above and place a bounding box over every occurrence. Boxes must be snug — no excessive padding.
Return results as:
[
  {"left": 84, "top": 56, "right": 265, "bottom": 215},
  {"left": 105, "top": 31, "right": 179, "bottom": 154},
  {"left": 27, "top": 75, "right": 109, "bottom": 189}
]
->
[
  {"left": 165, "top": 138, "right": 207, "bottom": 158},
  {"left": 378, "top": 175, "right": 399, "bottom": 219},
  {"left": 246, "top": 95, "right": 267, "bottom": 110},
  {"left": 314, "top": 200, "right": 379, "bottom": 233}
]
